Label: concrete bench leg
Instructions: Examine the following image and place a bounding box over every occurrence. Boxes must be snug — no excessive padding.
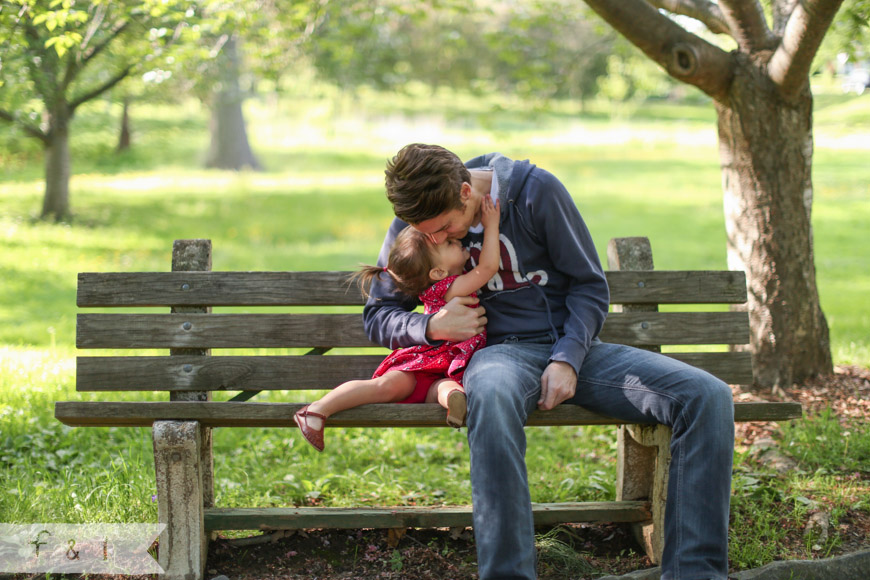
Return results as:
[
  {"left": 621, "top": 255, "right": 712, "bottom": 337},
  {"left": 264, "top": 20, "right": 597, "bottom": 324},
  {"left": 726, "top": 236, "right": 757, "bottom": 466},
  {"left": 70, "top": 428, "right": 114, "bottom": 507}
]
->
[
  {"left": 153, "top": 420, "right": 207, "bottom": 580},
  {"left": 616, "top": 423, "right": 671, "bottom": 564}
]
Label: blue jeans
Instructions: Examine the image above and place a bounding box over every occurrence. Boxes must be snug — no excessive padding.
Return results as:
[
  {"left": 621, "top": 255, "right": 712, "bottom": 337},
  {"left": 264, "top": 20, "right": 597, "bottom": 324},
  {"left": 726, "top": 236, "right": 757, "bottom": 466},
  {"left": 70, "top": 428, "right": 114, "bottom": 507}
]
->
[{"left": 463, "top": 339, "right": 734, "bottom": 580}]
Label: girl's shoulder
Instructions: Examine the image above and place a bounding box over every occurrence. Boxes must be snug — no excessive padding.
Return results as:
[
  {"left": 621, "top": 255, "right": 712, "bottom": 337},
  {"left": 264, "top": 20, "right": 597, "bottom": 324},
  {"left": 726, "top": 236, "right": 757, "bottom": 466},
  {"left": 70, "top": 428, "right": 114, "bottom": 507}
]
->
[{"left": 420, "top": 275, "right": 461, "bottom": 302}]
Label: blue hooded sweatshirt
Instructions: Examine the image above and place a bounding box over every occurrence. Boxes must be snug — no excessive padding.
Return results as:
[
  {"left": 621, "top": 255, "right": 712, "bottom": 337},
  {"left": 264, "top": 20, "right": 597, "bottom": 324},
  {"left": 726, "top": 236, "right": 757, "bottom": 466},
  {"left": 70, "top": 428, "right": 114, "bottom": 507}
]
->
[{"left": 362, "top": 153, "right": 609, "bottom": 374}]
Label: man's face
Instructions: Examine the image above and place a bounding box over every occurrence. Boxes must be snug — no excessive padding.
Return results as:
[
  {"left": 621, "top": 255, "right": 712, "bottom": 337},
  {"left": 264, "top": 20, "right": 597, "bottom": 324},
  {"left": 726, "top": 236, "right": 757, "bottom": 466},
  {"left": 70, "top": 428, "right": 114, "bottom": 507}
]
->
[{"left": 412, "top": 184, "right": 480, "bottom": 244}]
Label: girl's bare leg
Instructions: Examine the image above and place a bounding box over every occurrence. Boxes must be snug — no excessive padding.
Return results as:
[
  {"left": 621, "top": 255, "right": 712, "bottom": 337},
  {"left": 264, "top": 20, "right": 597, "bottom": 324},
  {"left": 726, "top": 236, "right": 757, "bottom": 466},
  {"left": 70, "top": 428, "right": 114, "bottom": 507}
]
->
[
  {"left": 305, "top": 371, "right": 416, "bottom": 430},
  {"left": 427, "top": 378, "right": 466, "bottom": 428}
]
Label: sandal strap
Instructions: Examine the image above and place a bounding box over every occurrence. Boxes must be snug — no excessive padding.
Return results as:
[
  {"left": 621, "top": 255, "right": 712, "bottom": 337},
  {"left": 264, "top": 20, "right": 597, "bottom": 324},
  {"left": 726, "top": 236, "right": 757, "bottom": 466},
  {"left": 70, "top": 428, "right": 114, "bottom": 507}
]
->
[{"left": 297, "top": 407, "right": 327, "bottom": 420}]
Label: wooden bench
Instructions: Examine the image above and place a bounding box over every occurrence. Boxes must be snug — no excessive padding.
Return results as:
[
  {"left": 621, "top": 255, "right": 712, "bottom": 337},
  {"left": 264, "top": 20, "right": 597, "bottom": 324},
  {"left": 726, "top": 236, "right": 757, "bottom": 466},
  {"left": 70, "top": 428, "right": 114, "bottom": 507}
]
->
[{"left": 55, "top": 236, "right": 802, "bottom": 580}]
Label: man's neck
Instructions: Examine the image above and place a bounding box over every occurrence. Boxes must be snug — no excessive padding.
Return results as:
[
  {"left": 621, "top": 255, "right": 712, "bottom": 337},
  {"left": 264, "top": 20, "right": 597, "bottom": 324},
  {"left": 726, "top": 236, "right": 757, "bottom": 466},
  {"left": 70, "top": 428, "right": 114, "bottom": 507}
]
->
[{"left": 468, "top": 169, "right": 493, "bottom": 200}]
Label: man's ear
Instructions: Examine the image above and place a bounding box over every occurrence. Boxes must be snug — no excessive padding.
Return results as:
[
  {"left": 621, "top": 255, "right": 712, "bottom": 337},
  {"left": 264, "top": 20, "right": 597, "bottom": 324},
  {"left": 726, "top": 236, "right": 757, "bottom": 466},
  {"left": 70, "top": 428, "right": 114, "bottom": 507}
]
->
[
  {"left": 429, "top": 267, "right": 448, "bottom": 282},
  {"left": 460, "top": 182, "right": 472, "bottom": 201}
]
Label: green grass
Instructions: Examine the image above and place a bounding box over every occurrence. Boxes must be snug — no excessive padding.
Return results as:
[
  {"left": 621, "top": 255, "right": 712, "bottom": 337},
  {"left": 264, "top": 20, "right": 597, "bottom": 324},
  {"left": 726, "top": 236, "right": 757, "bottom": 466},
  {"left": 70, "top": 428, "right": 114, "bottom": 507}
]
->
[{"left": 1, "top": 88, "right": 869, "bottom": 572}]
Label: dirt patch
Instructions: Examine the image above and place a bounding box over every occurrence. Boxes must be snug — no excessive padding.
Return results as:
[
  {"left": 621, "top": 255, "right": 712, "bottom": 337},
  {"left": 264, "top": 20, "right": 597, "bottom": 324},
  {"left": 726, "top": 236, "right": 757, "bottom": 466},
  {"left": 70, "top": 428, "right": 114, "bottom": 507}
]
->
[{"left": 205, "top": 522, "right": 648, "bottom": 579}]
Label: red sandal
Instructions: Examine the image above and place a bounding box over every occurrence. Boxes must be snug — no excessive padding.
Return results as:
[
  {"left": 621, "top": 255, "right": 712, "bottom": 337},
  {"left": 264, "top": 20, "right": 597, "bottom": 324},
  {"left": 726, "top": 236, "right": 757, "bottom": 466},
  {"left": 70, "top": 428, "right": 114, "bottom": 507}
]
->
[{"left": 294, "top": 405, "right": 327, "bottom": 452}]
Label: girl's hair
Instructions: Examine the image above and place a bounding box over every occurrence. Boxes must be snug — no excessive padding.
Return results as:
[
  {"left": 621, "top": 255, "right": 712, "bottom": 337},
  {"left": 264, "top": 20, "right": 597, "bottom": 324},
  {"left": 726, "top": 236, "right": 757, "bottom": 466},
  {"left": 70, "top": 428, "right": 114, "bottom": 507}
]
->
[{"left": 354, "top": 226, "right": 436, "bottom": 299}]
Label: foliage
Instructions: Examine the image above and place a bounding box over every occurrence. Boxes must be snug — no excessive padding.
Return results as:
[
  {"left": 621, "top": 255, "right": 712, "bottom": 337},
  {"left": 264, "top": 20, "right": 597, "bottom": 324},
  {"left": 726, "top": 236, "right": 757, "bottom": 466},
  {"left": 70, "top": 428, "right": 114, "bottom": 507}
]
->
[
  {"left": 308, "top": 0, "right": 616, "bottom": 104},
  {"left": 0, "top": 0, "right": 191, "bottom": 124}
]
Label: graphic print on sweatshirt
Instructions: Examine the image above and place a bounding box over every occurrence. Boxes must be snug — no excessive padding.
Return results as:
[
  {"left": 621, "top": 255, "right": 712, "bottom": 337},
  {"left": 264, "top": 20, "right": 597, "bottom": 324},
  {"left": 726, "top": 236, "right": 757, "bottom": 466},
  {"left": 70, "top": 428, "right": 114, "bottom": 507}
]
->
[{"left": 467, "top": 234, "right": 548, "bottom": 291}]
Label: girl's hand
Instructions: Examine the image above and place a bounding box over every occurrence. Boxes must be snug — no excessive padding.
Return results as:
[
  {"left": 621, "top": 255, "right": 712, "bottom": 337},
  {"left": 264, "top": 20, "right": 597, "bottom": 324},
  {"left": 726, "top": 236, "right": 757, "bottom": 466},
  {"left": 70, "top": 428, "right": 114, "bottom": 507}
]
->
[{"left": 480, "top": 196, "right": 500, "bottom": 230}]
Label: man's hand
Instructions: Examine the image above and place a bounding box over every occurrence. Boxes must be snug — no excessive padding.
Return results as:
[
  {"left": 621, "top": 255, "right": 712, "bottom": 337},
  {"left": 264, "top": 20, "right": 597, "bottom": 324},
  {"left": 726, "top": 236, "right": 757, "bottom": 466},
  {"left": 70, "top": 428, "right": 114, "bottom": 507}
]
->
[
  {"left": 426, "top": 296, "right": 486, "bottom": 342},
  {"left": 538, "top": 361, "right": 577, "bottom": 410}
]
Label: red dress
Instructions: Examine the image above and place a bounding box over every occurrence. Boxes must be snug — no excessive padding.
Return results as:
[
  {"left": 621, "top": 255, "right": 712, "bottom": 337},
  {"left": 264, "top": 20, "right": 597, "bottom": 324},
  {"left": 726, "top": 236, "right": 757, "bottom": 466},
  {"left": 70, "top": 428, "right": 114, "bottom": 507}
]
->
[{"left": 372, "top": 275, "right": 486, "bottom": 402}]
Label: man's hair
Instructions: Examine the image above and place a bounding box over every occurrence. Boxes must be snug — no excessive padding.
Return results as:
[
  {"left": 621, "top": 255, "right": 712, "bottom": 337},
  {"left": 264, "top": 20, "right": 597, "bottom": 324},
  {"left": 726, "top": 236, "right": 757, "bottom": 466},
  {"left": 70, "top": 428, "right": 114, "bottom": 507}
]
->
[{"left": 384, "top": 144, "right": 470, "bottom": 224}]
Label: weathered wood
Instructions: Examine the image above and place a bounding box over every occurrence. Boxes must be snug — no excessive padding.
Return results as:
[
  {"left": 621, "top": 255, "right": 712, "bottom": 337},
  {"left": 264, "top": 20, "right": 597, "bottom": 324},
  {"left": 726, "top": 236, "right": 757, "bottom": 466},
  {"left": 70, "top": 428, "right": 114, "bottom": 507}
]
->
[
  {"left": 76, "top": 311, "right": 749, "bottom": 349},
  {"left": 55, "top": 400, "right": 803, "bottom": 428},
  {"left": 609, "top": 237, "right": 662, "bottom": 565},
  {"left": 77, "top": 271, "right": 365, "bottom": 307},
  {"left": 203, "top": 501, "right": 653, "bottom": 531},
  {"left": 75, "top": 351, "right": 752, "bottom": 392},
  {"left": 618, "top": 424, "right": 671, "bottom": 565},
  {"left": 77, "top": 270, "right": 746, "bottom": 307},
  {"left": 153, "top": 421, "right": 206, "bottom": 580},
  {"left": 169, "top": 240, "right": 214, "bottom": 511}
]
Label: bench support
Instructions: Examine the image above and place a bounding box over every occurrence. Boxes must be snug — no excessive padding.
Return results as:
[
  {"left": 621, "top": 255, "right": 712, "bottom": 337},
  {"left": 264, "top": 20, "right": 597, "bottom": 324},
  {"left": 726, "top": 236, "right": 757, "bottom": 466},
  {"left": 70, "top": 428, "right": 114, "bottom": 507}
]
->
[
  {"left": 153, "top": 420, "right": 207, "bottom": 580},
  {"left": 608, "top": 237, "right": 668, "bottom": 564},
  {"left": 170, "top": 239, "right": 215, "bottom": 509},
  {"left": 617, "top": 424, "right": 671, "bottom": 564}
]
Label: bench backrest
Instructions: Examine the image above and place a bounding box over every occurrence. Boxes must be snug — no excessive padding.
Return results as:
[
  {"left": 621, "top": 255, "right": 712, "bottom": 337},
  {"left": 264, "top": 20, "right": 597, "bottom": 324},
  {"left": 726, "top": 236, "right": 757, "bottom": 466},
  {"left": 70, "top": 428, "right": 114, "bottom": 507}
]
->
[{"left": 75, "top": 239, "right": 752, "bottom": 400}]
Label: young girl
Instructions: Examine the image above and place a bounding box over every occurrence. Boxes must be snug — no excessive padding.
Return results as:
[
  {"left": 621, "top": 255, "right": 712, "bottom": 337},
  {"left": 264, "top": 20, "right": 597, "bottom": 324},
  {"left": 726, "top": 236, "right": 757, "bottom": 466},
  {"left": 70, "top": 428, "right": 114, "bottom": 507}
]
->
[{"left": 293, "top": 197, "right": 501, "bottom": 452}]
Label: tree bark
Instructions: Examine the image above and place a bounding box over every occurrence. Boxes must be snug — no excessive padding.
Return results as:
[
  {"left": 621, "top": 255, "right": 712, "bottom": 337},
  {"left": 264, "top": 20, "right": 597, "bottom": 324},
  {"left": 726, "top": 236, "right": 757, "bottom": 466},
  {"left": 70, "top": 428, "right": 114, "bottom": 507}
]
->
[
  {"left": 117, "top": 95, "right": 132, "bottom": 152},
  {"left": 41, "top": 106, "right": 72, "bottom": 222},
  {"left": 716, "top": 55, "right": 833, "bottom": 392},
  {"left": 205, "top": 36, "right": 261, "bottom": 171}
]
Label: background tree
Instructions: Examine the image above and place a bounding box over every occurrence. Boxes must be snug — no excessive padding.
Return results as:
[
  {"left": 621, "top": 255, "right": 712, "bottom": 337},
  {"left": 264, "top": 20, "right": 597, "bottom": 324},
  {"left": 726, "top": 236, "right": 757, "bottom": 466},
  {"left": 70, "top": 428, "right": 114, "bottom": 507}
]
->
[
  {"left": 0, "top": 0, "right": 190, "bottom": 221},
  {"left": 581, "top": 0, "right": 867, "bottom": 391},
  {"left": 309, "top": 0, "right": 614, "bottom": 106}
]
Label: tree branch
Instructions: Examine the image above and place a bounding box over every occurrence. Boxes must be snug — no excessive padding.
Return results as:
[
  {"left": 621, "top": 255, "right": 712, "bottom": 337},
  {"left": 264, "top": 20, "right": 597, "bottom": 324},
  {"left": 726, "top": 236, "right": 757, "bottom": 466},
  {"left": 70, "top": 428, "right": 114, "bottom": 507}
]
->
[
  {"left": 69, "top": 65, "right": 133, "bottom": 112},
  {"left": 583, "top": 0, "right": 735, "bottom": 100},
  {"left": 61, "top": 19, "right": 128, "bottom": 91},
  {"left": 768, "top": 0, "right": 845, "bottom": 98},
  {"left": 81, "top": 19, "right": 129, "bottom": 66},
  {"left": 79, "top": 1, "right": 109, "bottom": 53},
  {"left": 718, "top": 0, "right": 777, "bottom": 52},
  {"left": 649, "top": 0, "right": 732, "bottom": 36},
  {"left": 0, "top": 109, "right": 49, "bottom": 143}
]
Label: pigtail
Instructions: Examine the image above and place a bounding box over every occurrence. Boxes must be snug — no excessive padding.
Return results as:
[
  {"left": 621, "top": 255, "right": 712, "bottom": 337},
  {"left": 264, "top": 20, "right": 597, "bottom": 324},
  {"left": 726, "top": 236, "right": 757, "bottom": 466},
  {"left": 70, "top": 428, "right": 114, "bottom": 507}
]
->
[
  {"left": 349, "top": 264, "right": 392, "bottom": 299},
  {"left": 348, "top": 225, "right": 436, "bottom": 301}
]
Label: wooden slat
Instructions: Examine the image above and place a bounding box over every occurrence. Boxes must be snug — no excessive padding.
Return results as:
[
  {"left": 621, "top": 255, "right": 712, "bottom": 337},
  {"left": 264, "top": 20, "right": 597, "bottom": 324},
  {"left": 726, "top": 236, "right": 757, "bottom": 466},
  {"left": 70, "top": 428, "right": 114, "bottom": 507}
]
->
[
  {"left": 54, "top": 401, "right": 803, "bottom": 428},
  {"left": 75, "top": 351, "right": 752, "bottom": 392},
  {"left": 77, "top": 271, "right": 365, "bottom": 307},
  {"left": 606, "top": 271, "right": 747, "bottom": 304},
  {"left": 76, "top": 355, "right": 385, "bottom": 391},
  {"left": 666, "top": 352, "right": 753, "bottom": 385},
  {"left": 76, "top": 313, "right": 374, "bottom": 349},
  {"left": 77, "top": 270, "right": 746, "bottom": 307},
  {"left": 599, "top": 312, "right": 749, "bottom": 345},
  {"left": 203, "top": 501, "right": 652, "bottom": 531},
  {"left": 76, "top": 311, "right": 749, "bottom": 349}
]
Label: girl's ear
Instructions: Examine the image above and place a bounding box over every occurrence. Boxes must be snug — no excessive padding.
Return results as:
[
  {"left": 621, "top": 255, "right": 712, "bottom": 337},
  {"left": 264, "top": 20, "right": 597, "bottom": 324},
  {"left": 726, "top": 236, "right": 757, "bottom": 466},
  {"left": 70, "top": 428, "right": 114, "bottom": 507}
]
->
[{"left": 429, "top": 267, "right": 448, "bottom": 282}]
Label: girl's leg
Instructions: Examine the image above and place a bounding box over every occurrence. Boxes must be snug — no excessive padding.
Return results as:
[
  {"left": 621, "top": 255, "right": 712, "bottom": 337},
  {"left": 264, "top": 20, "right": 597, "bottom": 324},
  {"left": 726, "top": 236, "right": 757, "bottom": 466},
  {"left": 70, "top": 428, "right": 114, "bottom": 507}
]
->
[
  {"left": 305, "top": 371, "right": 416, "bottom": 430},
  {"left": 426, "top": 378, "right": 467, "bottom": 428}
]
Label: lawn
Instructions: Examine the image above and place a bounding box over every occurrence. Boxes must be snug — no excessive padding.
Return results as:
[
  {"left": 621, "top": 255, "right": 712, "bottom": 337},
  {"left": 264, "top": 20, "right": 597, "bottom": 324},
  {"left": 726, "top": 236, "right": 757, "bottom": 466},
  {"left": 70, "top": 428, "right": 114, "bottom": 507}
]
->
[{"left": 1, "top": 88, "right": 868, "bottom": 575}]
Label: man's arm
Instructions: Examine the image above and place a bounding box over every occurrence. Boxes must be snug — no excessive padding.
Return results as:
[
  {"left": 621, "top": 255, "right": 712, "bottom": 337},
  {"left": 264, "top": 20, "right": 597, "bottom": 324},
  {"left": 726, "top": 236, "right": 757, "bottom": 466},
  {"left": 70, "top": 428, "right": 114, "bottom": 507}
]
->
[
  {"left": 533, "top": 171, "right": 610, "bottom": 409},
  {"left": 362, "top": 218, "right": 432, "bottom": 350}
]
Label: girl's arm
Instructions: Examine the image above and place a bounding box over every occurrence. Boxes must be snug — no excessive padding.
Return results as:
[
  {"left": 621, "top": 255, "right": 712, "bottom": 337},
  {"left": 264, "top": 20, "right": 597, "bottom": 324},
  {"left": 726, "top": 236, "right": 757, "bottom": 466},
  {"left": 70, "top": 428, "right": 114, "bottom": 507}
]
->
[{"left": 444, "top": 197, "right": 500, "bottom": 301}]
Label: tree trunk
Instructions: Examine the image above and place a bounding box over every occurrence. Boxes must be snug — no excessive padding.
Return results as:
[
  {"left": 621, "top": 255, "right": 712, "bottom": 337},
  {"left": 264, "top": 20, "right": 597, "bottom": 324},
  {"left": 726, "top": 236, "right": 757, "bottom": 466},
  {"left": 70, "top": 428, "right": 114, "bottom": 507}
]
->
[
  {"left": 205, "top": 36, "right": 261, "bottom": 171},
  {"left": 41, "top": 107, "right": 72, "bottom": 221},
  {"left": 117, "top": 96, "right": 132, "bottom": 152},
  {"left": 716, "top": 56, "right": 833, "bottom": 392}
]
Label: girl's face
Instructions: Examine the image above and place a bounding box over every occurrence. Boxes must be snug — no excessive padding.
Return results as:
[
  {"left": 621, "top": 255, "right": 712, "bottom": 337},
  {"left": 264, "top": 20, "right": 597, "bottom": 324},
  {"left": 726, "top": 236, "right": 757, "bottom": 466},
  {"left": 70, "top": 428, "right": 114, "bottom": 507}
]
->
[{"left": 429, "top": 238, "right": 471, "bottom": 279}]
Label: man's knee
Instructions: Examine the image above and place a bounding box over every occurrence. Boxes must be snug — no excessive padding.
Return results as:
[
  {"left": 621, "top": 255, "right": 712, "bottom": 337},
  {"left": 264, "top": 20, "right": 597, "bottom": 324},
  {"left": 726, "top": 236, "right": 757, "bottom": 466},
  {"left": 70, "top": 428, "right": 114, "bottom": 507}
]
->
[{"left": 464, "top": 345, "right": 539, "bottom": 421}]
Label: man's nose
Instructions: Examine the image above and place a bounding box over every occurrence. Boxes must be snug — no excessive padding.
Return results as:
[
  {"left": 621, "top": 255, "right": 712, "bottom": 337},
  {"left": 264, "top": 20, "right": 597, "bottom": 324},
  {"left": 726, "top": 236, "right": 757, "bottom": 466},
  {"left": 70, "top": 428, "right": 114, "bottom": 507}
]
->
[{"left": 428, "top": 231, "right": 448, "bottom": 244}]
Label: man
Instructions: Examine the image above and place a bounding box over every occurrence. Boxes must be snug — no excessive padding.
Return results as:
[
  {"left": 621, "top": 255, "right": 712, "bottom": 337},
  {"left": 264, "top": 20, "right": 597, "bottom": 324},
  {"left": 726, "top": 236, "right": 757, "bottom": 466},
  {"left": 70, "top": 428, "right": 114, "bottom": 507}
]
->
[{"left": 364, "top": 144, "right": 734, "bottom": 580}]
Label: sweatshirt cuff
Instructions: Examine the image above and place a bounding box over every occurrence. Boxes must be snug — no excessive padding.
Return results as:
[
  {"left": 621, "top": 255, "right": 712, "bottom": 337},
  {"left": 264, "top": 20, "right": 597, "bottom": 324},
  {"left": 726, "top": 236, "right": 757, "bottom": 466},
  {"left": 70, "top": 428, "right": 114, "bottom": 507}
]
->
[
  {"left": 549, "top": 337, "right": 587, "bottom": 376},
  {"left": 409, "top": 312, "right": 439, "bottom": 347}
]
